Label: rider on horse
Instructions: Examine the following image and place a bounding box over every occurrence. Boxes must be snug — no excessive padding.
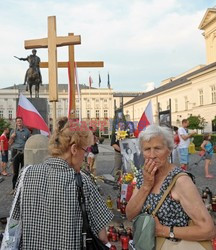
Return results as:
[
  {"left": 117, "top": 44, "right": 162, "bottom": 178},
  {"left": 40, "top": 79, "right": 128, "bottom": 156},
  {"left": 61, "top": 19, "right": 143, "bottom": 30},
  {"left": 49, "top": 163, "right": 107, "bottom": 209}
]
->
[{"left": 19, "top": 49, "right": 42, "bottom": 86}]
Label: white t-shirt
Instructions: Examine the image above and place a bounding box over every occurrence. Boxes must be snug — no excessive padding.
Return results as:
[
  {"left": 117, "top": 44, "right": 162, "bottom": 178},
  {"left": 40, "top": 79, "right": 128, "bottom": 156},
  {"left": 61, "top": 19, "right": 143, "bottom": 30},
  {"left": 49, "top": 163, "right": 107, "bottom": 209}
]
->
[{"left": 178, "top": 127, "right": 190, "bottom": 148}]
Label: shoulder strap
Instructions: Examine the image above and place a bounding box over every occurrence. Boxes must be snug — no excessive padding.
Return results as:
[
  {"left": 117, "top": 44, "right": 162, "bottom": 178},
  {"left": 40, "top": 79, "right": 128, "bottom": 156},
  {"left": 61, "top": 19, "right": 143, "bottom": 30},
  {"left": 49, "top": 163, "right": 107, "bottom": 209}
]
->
[
  {"left": 152, "top": 172, "right": 188, "bottom": 217},
  {"left": 75, "top": 173, "right": 90, "bottom": 250}
]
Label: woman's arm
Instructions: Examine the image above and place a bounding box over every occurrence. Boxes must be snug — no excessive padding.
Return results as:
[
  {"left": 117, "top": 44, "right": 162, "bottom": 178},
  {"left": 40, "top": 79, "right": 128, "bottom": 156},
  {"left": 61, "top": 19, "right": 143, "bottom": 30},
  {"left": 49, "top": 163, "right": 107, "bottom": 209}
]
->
[
  {"left": 112, "top": 143, "right": 121, "bottom": 152},
  {"left": 156, "top": 175, "right": 216, "bottom": 241},
  {"left": 200, "top": 140, "right": 207, "bottom": 151},
  {"left": 98, "top": 227, "right": 109, "bottom": 243},
  {"left": 126, "top": 185, "right": 151, "bottom": 221},
  {"left": 126, "top": 159, "right": 157, "bottom": 221}
]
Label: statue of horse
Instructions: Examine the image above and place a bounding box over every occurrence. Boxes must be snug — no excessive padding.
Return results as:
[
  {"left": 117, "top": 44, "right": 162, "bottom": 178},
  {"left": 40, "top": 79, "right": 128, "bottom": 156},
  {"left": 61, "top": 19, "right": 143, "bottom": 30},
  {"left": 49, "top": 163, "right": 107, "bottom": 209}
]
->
[{"left": 25, "top": 67, "right": 40, "bottom": 98}]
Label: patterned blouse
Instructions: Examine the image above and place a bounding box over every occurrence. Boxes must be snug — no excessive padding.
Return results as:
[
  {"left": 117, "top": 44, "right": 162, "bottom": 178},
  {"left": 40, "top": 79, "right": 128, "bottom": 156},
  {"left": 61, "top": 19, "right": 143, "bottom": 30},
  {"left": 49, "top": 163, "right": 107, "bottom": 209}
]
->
[
  {"left": 136, "top": 167, "right": 190, "bottom": 227},
  {"left": 12, "top": 158, "right": 113, "bottom": 250}
]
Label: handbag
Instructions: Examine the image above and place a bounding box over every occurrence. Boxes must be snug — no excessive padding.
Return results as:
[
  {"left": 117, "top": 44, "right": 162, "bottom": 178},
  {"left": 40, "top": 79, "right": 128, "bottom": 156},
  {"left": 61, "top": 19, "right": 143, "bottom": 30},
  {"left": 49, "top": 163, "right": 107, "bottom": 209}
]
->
[
  {"left": 133, "top": 173, "right": 213, "bottom": 250},
  {"left": 75, "top": 173, "right": 109, "bottom": 250},
  {"left": 1, "top": 165, "right": 32, "bottom": 250}
]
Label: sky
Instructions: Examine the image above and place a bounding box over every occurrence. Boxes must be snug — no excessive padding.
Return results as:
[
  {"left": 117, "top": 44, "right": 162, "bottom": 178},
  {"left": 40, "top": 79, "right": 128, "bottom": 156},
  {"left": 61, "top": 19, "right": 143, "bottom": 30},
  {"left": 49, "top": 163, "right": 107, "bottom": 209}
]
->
[{"left": 0, "top": 0, "right": 215, "bottom": 92}]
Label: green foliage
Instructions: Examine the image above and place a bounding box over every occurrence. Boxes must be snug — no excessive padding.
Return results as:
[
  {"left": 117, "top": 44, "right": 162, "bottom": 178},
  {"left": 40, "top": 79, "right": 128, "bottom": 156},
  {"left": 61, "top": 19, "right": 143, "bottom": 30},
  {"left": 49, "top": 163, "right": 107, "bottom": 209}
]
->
[
  {"left": 212, "top": 116, "right": 216, "bottom": 126},
  {"left": 0, "top": 118, "right": 11, "bottom": 135},
  {"left": 187, "top": 115, "right": 207, "bottom": 130}
]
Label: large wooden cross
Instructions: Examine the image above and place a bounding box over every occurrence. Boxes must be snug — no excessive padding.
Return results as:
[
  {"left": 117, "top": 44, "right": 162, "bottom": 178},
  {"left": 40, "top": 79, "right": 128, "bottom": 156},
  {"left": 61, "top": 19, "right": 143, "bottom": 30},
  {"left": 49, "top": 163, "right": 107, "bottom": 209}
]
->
[
  {"left": 24, "top": 16, "right": 81, "bottom": 127},
  {"left": 40, "top": 33, "right": 104, "bottom": 119}
]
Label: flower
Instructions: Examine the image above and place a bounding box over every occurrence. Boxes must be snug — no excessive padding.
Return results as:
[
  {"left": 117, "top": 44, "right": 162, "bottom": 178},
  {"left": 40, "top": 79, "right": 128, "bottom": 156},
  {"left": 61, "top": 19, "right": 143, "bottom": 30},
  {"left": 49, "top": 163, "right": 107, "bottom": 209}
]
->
[{"left": 115, "top": 128, "right": 128, "bottom": 141}]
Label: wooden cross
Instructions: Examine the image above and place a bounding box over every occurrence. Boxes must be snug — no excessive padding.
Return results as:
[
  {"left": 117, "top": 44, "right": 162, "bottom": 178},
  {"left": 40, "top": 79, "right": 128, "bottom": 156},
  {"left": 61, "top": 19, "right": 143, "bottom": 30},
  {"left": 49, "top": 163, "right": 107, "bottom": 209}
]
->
[
  {"left": 40, "top": 33, "right": 104, "bottom": 118},
  {"left": 24, "top": 16, "right": 81, "bottom": 127}
]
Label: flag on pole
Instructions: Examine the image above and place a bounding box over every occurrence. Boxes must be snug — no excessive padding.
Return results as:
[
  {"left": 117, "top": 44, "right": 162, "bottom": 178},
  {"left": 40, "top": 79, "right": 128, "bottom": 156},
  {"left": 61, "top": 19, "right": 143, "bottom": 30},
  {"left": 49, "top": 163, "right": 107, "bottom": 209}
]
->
[
  {"left": 98, "top": 74, "right": 101, "bottom": 88},
  {"left": 74, "top": 62, "right": 82, "bottom": 123},
  {"left": 107, "top": 73, "right": 111, "bottom": 89},
  {"left": 89, "top": 75, "right": 93, "bottom": 88},
  {"left": 134, "top": 100, "right": 153, "bottom": 137},
  {"left": 17, "top": 93, "right": 49, "bottom": 136},
  {"left": 67, "top": 61, "right": 72, "bottom": 118}
]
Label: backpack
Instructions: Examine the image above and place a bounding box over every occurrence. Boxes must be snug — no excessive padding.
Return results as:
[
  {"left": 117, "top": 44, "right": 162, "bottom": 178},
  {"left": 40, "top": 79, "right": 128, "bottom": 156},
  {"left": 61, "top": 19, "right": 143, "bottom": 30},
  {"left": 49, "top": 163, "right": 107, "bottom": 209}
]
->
[{"left": 91, "top": 143, "right": 99, "bottom": 154}]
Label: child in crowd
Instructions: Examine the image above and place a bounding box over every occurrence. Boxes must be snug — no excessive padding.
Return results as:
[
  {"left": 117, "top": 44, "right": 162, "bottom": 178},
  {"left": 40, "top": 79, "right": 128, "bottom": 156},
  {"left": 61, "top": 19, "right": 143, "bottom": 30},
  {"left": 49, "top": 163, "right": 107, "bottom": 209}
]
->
[
  {"left": 200, "top": 133, "right": 214, "bottom": 178},
  {"left": 0, "top": 127, "right": 10, "bottom": 176}
]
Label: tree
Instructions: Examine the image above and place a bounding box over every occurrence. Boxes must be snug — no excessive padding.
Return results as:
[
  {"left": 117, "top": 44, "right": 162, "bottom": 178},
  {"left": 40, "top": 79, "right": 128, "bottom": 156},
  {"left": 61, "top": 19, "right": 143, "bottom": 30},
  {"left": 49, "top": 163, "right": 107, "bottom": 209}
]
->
[
  {"left": 212, "top": 116, "right": 216, "bottom": 127},
  {"left": 0, "top": 118, "right": 11, "bottom": 135},
  {"left": 187, "top": 115, "right": 207, "bottom": 130}
]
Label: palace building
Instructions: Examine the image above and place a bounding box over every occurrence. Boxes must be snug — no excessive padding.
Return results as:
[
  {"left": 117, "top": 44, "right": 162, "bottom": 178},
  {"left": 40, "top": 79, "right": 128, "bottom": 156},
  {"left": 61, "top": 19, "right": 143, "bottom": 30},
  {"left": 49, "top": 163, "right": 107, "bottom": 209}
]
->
[
  {"left": 124, "top": 8, "right": 216, "bottom": 133},
  {"left": 0, "top": 83, "right": 142, "bottom": 134}
]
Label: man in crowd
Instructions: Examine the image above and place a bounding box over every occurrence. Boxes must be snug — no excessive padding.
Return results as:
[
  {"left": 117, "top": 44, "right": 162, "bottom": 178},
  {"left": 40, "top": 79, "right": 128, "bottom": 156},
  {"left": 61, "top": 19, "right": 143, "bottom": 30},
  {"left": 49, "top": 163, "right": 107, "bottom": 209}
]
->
[
  {"left": 178, "top": 119, "right": 196, "bottom": 170},
  {"left": 9, "top": 117, "right": 30, "bottom": 194}
]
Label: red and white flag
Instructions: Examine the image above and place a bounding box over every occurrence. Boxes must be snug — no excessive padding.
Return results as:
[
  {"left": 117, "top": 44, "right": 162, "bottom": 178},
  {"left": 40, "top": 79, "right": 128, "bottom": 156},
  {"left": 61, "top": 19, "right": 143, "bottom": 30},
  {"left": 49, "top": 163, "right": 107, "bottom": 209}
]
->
[
  {"left": 17, "top": 93, "right": 49, "bottom": 136},
  {"left": 89, "top": 75, "right": 93, "bottom": 88},
  {"left": 134, "top": 100, "right": 153, "bottom": 137}
]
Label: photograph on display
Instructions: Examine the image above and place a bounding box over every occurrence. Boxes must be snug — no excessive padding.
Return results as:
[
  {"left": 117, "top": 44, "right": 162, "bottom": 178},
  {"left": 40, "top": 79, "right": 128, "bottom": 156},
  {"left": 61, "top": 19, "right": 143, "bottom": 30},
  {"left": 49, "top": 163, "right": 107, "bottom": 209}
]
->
[
  {"left": 120, "top": 138, "right": 144, "bottom": 172},
  {"left": 159, "top": 110, "right": 171, "bottom": 127}
]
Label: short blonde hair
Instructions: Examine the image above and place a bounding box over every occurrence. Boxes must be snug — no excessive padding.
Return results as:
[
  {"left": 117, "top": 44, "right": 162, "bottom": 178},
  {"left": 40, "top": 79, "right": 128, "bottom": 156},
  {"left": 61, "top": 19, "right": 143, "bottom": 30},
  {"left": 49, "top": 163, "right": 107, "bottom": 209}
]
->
[{"left": 49, "top": 117, "right": 93, "bottom": 157}]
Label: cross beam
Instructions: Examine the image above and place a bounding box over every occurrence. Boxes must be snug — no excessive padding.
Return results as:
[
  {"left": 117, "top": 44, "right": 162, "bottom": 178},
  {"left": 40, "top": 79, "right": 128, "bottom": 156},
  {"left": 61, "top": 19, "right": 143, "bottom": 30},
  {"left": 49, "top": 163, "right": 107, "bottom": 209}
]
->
[
  {"left": 40, "top": 33, "right": 104, "bottom": 118},
  {"left": 24, "top": 16, "right": 81, "bottom": 102},
  {"left": 24, "top": 16, "right": 81, "bottom": 128}
]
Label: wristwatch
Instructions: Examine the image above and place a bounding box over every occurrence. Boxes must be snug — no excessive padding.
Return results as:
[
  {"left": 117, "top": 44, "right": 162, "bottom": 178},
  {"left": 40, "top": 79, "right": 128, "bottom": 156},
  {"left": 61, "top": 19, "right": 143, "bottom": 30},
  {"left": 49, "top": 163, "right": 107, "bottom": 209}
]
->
[{"left": 169, "top": 226, "right": 175, "bottom": 239}]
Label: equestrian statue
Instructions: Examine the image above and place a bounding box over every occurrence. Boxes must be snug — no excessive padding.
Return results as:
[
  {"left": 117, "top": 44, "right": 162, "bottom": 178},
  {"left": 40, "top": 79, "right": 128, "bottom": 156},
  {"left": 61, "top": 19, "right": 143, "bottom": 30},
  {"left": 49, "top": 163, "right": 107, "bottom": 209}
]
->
[{"left": 14, "top": 49, "right": 42, "bottom": 98}]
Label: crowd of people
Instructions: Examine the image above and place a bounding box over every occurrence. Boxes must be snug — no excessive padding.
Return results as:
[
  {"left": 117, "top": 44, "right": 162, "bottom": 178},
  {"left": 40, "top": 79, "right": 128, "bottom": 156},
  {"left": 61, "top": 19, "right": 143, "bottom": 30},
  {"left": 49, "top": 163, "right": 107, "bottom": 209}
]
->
[{"left": 0, "top": 116, "right": 216, "bottom": 249}]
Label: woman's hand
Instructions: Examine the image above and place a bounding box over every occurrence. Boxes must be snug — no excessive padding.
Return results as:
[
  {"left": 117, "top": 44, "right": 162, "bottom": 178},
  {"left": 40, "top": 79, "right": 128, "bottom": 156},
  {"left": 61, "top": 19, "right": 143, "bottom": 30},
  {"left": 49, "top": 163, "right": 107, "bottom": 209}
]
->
[
  {"left": 143, "top": 159, "right": 157, "bottom": 190},
  {"left": 154, "top": 216, "right": 168, "bottom": 237}
]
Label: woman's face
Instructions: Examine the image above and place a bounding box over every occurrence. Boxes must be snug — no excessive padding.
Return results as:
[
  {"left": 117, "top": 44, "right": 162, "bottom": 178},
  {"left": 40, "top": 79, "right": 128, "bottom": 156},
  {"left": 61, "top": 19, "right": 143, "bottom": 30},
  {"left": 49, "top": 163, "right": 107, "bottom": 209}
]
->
[
  {"left": 70, "top": 144, "right": 88, "bottom": 171},
  {"left": 141, "top": 136, "right": 170, "bottom": 169}
]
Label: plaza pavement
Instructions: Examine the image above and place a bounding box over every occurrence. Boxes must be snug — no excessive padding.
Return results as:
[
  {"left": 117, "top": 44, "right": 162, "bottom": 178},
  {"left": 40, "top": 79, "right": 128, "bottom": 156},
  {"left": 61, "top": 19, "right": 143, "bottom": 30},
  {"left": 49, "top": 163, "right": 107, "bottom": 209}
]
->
[{"left": 0, "top": 139, "right": 216, "bottom": 248}]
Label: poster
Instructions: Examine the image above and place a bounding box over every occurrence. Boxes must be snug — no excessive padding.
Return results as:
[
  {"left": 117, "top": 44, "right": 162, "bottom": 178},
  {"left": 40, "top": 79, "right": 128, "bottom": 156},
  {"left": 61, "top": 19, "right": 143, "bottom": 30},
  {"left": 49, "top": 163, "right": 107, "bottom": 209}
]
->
[{"left": 120, "top": 138, "right": 144, "bottom": 172}]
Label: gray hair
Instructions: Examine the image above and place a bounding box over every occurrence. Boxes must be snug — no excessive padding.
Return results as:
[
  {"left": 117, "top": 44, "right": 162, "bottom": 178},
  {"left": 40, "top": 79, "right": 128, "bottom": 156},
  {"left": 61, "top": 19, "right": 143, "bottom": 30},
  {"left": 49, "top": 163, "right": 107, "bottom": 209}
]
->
[{"left": 138, "top": 125, "right": 174, "bottom": 151}]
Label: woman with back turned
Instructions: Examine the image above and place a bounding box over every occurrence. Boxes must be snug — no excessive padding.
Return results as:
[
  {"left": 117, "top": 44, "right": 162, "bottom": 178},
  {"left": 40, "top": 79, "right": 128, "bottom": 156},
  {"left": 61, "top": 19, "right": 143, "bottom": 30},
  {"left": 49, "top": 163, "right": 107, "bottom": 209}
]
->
[{"left": 10, "top": 117, "right": 113, "bottom": 249}]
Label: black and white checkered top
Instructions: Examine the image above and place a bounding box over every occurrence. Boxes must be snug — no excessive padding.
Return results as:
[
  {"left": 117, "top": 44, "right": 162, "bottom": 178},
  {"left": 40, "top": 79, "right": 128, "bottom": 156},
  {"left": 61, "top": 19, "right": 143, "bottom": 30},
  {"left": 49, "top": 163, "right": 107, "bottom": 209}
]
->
[{"left": 12, "top": 157, "right": 113, "bottom": 250}]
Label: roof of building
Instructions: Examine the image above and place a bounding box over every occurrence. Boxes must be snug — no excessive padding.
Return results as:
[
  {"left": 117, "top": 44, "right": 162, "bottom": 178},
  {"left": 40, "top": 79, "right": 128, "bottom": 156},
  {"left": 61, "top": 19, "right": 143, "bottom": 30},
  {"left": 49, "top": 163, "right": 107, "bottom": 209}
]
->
[
  {"left": 1, "top": 84, "right": 143, "bottom": 97},
  {"left": 124, "top": 61, "right": 216, "bottom": 106},
  {"left": 1, "top": 83, "right": 95, "bottom": 91},
  {"left": 113, "top": 92, "right": 143, "bottom": 97}
]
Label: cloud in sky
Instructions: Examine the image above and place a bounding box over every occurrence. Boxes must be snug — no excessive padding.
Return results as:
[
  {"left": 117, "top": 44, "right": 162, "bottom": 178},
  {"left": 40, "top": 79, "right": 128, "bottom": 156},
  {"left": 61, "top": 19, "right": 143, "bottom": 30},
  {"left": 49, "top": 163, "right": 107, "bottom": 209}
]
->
[{"left": 0, "top": 0, "right": 215, "bottom": 91}]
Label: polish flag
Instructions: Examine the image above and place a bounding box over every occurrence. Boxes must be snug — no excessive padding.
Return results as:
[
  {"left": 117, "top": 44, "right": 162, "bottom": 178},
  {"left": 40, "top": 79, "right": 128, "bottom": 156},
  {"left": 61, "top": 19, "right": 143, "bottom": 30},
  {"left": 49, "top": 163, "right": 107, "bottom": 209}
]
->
[
  {"left": 134, "top": 100, "right": 153, "bottom": 137},
  {"left": 17, "top": 93, "right": 49, "bottom": 136},
  {"left": 89, "top": 75, "right": 93, "bottom": 88}
]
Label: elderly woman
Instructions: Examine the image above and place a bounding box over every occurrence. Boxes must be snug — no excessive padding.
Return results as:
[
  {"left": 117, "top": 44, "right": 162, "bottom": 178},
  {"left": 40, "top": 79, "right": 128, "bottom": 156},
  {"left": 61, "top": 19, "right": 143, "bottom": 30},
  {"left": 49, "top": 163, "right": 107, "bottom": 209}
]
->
[
  {"left": 11, "top": 117, "right": 113, "bottom": 249},
  {"left": 126, "top": 125, "right": 215, "bottom": 243}
]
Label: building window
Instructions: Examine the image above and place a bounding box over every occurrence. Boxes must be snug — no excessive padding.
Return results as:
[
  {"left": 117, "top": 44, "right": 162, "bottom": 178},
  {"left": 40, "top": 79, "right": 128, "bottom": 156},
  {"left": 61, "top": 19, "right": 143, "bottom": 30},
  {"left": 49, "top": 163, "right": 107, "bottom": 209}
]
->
[
  {"left": 8, "top": 110, "right": 12, "bottom": 120},
  {"left": 76, "top": 109, "right": 79, "bottom": 118},
  {"left": 104, "top": 110, "right": 108, "bottom": 118},
  {"left": 96, "top": 110, "right": 100, "bottom": 118},
  {"left": 175, "top": 99, "right": 178, "bottom": 112},
  {"left": 104, "top": 99, "right": 107, "bottom": 103},
  {"left": 0, "top": 110, "right": 3, "bottom": 118},
  {"left": 87, "top": 110, "right": 90, "bottom": 119},
  {"left": 57, "top": 109, "right": 61, "bottom": 117},
  {"left": 184, "top": 96, "right": 188, "bottom": 110},
  {"left": 211, "top": 85, "right": 216, "bottom": 103},
  {"left": 199, "top": 89, "right": 203, "bottom": 105},
  {"left": 158, "top": 102, "right": 162, "bottom": 111}
]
